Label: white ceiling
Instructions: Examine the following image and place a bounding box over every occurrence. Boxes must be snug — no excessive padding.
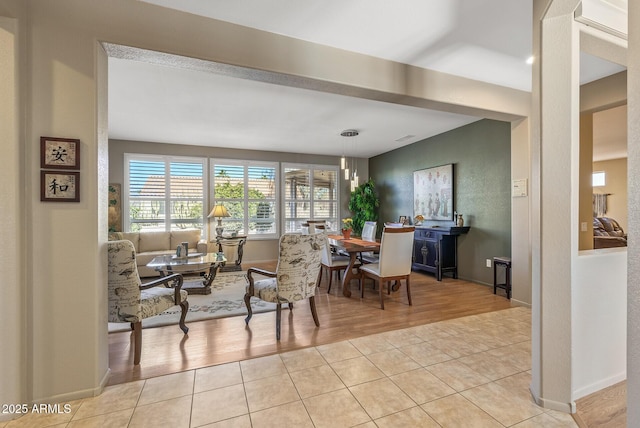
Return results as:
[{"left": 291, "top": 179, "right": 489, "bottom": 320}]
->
[{"left": 108, "top": 0, "right": 627, "bottom": 159}]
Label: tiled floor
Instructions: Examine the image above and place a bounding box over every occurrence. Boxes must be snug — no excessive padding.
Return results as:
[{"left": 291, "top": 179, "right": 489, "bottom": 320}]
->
[{"left": 4, "top": 307, "right": 578, "bottom": 428}]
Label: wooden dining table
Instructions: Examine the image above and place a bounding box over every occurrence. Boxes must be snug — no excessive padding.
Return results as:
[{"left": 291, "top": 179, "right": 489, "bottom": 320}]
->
[{"left": 327, "top": 234, "right": 381, "bottom": 297}]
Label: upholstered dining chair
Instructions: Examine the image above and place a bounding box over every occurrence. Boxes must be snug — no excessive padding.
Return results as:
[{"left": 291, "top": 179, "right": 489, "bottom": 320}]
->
[
  {"left": 244, "top": 233, "right": 324, "bottom": 340},
  {"left": 107, "top": 240, "right": 189, "bottom": 365},
  {"left": 359, "top": 226, "right": 415, "bottom": 309},
  {"left": 359, "top": 221, "right": 379, "bottom": 264},
  {"left": 320, "top": 233, "right": 361, "bottom": 293}
]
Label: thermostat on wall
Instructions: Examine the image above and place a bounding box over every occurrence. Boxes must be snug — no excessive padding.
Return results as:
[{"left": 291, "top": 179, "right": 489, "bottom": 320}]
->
[{"left": 512, "top": 179, "right": 528, "bottom": 197}]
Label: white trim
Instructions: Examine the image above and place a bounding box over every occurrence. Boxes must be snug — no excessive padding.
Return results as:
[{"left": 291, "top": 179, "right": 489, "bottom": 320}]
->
[
  {"left": 531, "top": 390, "right": 577, "bottom": 414},
  {"left": 210, "top": 158, "right": 279, "bottom": 240},
  {"left": 281, "top": 162, "right": 340, "bottom": 233},
  {"left": 123, "top": 153, "right": 207, "bottom": 233}
]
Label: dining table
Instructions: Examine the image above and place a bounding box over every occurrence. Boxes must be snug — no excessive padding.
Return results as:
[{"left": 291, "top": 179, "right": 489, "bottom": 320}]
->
[{"left": 327, "top": 234, "right": 381, "bottom": 297}]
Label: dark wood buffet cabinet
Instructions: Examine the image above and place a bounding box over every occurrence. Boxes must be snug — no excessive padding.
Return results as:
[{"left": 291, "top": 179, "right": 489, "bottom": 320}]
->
[{"left": 412, "top": 226, "right": 470, "bottom": 281}]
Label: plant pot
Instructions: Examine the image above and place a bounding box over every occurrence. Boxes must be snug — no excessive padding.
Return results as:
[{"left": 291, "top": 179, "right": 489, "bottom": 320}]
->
[{"left": 342, "top": 228, "right": 352, "bottom": 239}]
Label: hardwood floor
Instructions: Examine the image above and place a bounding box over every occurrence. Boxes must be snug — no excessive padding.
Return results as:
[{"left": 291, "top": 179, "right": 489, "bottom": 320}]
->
[
  {"left": 108, "top": 262, "right": 628, "bottom": 426},
  {"left": 574, "top": 381, "right": 627, "bottom": 427},
  {"left": 108, "top": 261, "right": 514, "bottom": 385}
]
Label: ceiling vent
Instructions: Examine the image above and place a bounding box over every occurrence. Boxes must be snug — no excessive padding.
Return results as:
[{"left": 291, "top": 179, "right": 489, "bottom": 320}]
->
[{"left": 395, "top": 135, "right": 416, "bottom": 143}]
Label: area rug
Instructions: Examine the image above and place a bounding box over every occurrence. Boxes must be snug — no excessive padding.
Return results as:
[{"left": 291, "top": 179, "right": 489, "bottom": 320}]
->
[{"left": 108, "top": 272, "right": 276, "bottom": 332}]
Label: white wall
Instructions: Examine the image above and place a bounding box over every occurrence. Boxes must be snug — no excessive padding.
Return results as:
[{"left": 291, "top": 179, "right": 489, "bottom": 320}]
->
[
  {"left": 511, "top": 118, "right": 532, "bottom": 307},
  {"left": 534, "top": 0, "right": 632, "bottom": 413},
  {"left": 626, "top": 2, "right": 640, "bottom": 426},
  {"left": 0, "top": 13, "right": 26, "bottom": 421},
  {"left": 573, "top": 249, "right": 627, "bottom": 398}
]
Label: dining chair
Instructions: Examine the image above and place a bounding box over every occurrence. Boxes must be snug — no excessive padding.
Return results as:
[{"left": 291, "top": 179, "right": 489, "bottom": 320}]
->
[
  {"left": 244, "top": 233, "right": 324, "bottom": 340},
  {"left": 359, "top": 226, "right": 415, "bottom": 309},
  {"left": 359, "top": 221, "right": 379, "bottom": 264},
  {"left": 107, "top": 240, "right": 189, "bottom": 365},
  {"left": 302, "top": 219, "right": 327, "bottom": 234},
  {"left": 384, "top": 222, "right": 404, "bottom": 228},
  {"left": 320, "top": 233, "right": 361, "bottom": 293}
]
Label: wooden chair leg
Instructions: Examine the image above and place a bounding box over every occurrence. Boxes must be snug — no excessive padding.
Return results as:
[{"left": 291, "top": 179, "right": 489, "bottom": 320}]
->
[
  {"left": 379, "top": 281, "right": 385, "bottom": 310},
  {"left": 244, "top": 293, "right": 253, "bottom": 324},
  {"left": 178, "top": 300, "right": 189, "bottom": 334},
  {"left": 309, "top": 296, "right": 320, "bottom": 327},
  {"left": 406, "top": 277, "right": 412, "bottom": 306},
  {"left": 318, "top": 266, "right": 323, "bottom": 287},
  {"left": 288, "top": 302, "right": 293, "bottom": 310},
  {"left": 133, "top": 321, "right": 142, "bottom": 365},
  {"left": 327, "top": 268, "right": 333, "bottom": 293},
  {"left": 276, "top": 303, "right": 282, "bottom": 340}
]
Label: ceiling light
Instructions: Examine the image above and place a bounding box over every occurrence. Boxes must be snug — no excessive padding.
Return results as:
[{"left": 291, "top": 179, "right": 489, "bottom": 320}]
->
[
  {"left": 340, "top": 129, "right": 359, "bottom": 137},
  {"left": 526, "top": 56, "right": 535, "bottom": 65}
]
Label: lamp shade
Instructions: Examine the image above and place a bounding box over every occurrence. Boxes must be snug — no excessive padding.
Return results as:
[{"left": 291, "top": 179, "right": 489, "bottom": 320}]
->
[{"left": 208, "top": 204, "right": 230, "bottom": 218}]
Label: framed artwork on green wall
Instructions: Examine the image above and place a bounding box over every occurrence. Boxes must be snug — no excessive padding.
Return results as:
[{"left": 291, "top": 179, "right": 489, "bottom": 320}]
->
[{"left": 413, "top": 164, "right": 454, "bottom": 221}]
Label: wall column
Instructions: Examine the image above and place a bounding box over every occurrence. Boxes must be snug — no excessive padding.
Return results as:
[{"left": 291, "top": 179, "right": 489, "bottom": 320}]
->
[
  {"left": 510, "top": 118, "right": 532, "bottom": 306},
  {"left": 0, "top": 15, "right": 26, "bottom": 421},
  {"left": 627, "top": 1, "right": 640, "bottom": 426},
  {"left": 532, "top": 0, "right": 581, "bottom": 412}
]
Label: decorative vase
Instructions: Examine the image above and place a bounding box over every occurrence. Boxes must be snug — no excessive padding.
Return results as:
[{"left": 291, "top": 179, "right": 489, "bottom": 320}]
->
[
  {"left": 456, "top": 214, "right": 464, "bottom": 227},
  {"left": 342, "top": 228, "right": 352, "bottom": 239}
]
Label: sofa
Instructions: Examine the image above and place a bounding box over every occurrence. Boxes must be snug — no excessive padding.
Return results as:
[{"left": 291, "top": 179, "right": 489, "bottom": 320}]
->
[
  {"left": 593, "top": 217, "right": 627, "bottom": 249},
  {"left": 108, "top": 229, "right": 208, "bottom": 277}
]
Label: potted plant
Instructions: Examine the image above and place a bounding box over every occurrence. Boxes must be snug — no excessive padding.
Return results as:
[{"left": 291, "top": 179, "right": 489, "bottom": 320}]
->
[
  {"left": 348, "top": 178, "right": 380, "bottom": 236},
  {"left": 342, "top": 218, "right": 353, "bottom": 239}
]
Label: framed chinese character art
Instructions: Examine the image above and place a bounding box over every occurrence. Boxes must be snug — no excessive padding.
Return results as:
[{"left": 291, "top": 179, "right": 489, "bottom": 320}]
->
[
  {"left": 41, "top": 171, "right": 80, "bottom": 202},
  {"left": 40, "top": 136, "right": 80, "bottom": 170}
]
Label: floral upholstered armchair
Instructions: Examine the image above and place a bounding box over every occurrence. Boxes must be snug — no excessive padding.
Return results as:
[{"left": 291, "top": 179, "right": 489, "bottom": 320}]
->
[
  {"left": 244, "top": 233, "right": 324, "bottom": 340},
  {"left": 107, "top": 240, "right": 189, "bottom": 364}
]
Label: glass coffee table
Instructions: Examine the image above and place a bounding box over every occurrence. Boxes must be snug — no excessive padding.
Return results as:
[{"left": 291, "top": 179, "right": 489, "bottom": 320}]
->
[{"left": 146, "top": 253, "right": 227, "bottom": 295}]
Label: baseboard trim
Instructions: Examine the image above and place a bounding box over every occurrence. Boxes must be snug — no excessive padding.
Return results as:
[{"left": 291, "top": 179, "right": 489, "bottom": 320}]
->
[
  {"left": 510, "top": 298, "right": 530, "bottom": 308},
  {"left": 532, "top": 394, "right": 576, "bottom": 414},
  {"left": 573, "top": 372, "right": 626, "bottom": 400},
  {"left": 32, "top": 368, "right": 111, "bottom": 405},
  {"left": 98, "top": 367, "right": 111, "bottom": 394}
]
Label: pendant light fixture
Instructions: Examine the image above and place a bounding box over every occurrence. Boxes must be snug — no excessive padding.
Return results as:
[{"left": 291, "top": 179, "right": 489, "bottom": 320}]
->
[{"left": 340, "top": 129, "right": 359, "bottom": 185}]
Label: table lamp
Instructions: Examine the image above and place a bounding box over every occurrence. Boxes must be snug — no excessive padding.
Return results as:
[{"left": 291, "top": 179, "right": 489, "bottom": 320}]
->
[{"left": 208, "top": 203, "right": 230, "bottom": 237}]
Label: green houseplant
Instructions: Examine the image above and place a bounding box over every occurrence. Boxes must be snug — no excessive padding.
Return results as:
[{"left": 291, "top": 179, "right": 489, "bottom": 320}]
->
[{"left": 348, "top": 178, "right": 380, "bottom": 236}]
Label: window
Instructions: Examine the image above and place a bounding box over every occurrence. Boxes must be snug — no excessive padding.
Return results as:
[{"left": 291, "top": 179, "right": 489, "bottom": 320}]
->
[
  {"left": 124, "top": 154, "right": 206, "bottom": 232},
  {"left": 592, "top": 171, "right": 606, "bottom": 187},
  {"left": 211, "top": 160, "right": 278, "bottom": 239},
  {"left": 282, "top": 164, "right": 339, "bottom": 232}
]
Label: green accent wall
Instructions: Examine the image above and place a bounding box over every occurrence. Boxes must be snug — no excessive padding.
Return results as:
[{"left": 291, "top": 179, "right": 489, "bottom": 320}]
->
[{"left": 369, "top": 119, "right": 511, "bottom": 285}]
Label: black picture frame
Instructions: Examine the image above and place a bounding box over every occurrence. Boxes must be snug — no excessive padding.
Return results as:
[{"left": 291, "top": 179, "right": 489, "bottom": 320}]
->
[{"left": 413, "top": 163, "right": 454, "bottom": 221}]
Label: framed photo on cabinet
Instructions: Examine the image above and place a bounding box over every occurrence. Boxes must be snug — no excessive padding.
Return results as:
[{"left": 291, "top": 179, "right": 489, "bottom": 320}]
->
[{"left": 40, "top": 136, "right": 80, "bottom": 170}]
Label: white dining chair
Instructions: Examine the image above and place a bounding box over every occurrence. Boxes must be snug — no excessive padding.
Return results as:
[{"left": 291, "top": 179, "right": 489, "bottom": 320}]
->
[
  {"left": 359, "top": 221, "right": 379, "bottom": 264},
  {"left": 320, "top": 233, "right": 361, "bottom": 293},
  {"left": 359, "top": 226, "right": 415, "bottom": 309}
]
